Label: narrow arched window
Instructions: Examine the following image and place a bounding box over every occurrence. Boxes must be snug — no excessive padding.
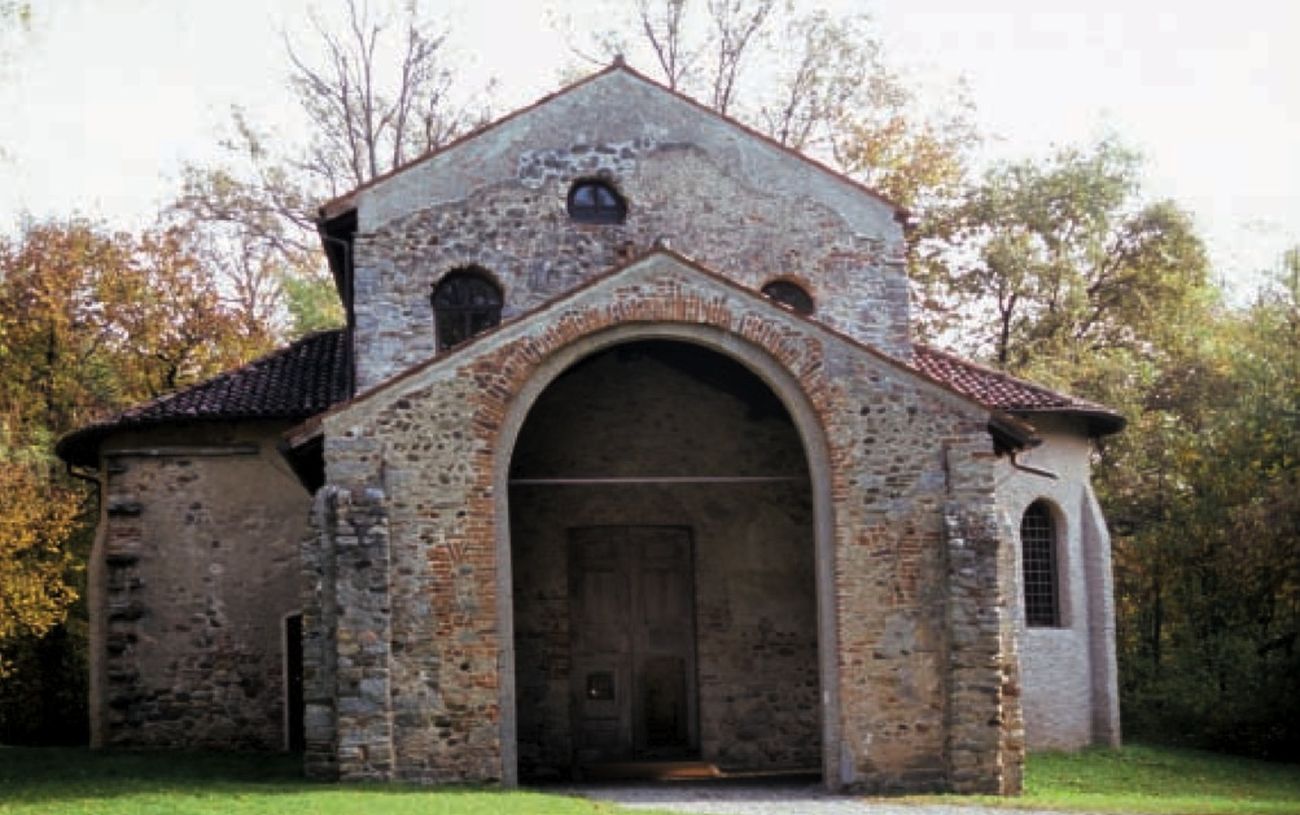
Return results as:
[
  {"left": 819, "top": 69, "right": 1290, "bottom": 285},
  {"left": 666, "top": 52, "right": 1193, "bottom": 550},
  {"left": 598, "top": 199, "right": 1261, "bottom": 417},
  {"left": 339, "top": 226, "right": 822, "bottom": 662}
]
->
[
  {"left": 1021, "top": 500, "right": 1061, "bottom": 627},
  {"left": 432, "top": 269, "right": 502, "bottom": 351},
  {"left": 568, "top": 179, "right": 627, "bottom": 224},
  {"left": 761, "top": 280, "right": 814, "bottom": 315}
]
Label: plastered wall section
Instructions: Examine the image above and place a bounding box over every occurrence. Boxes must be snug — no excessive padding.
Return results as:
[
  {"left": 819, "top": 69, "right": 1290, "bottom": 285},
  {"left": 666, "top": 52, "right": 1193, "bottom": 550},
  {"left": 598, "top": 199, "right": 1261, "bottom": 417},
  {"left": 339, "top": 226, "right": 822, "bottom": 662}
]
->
[
  {"left": 508, "top": 347, "right": 818, "bottom": 776},
  {"left": 347, "top": 69, "right": 909, "bottom": 389},
  {"left": 994, "top": 416, "right": 1121, "bottom": 749},
  {"left": 90, "top": 421, "right": 310, "bottom": 750},
  {"left": 307, "top": 253, "right": 1022, "bottom": 793}
]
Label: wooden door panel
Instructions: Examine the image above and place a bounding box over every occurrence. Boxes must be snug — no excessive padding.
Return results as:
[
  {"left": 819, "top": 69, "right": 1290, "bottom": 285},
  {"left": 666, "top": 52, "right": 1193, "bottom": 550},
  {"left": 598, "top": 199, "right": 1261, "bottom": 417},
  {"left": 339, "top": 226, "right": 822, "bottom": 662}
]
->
[
  {"left": 639, "top": 655, "right": 688, "bottom": 749},
  {"left": 570, "top": 526, "right": 697, "bottom": 765}
]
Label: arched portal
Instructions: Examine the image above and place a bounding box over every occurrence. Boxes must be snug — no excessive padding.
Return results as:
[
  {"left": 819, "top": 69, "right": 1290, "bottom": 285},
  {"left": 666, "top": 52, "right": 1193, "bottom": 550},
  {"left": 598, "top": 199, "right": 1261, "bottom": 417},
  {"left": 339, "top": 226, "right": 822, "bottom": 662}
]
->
[{"left": 504, "top": 337, "right": 825, "bottom": 782}]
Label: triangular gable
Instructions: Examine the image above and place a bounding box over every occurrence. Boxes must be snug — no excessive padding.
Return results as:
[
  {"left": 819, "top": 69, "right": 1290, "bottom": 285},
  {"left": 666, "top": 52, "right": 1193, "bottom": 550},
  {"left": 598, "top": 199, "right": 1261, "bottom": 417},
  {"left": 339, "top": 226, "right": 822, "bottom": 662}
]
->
[
  {"left": 289, "top": 250, "right": 1025, "bottom": 449},
  {"left": 319, "top": 63, "right": 903, "bottom": 231}
]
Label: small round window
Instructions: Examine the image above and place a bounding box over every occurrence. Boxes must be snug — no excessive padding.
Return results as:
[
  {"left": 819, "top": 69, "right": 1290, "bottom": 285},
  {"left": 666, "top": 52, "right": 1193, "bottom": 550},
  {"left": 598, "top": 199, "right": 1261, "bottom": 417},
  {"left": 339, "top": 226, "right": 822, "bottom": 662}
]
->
[
  {"left": 568, "top": 179, "right": 627, "bottom": 224},
  {"left": 761, "top": 280, "right": 814, "bottom": 315}
]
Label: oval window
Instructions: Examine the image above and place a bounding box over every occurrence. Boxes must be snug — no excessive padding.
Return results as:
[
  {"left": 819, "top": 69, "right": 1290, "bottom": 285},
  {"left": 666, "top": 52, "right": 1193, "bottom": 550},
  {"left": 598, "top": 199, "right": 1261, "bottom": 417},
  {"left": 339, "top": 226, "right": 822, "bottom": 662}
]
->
[
  {"left": 761, "top": 280, "right": 814, "bottom": 315},
  {"left": 568, "top": 179, "right": 627, "bottom": 224}
]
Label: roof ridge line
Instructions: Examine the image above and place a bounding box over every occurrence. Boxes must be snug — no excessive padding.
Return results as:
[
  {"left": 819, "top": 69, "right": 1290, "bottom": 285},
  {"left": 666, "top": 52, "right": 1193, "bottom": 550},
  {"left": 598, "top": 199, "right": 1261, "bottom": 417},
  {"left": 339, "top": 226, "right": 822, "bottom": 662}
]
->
[{"left": 320, "top": 61, "right": 904, "bottom": 220}]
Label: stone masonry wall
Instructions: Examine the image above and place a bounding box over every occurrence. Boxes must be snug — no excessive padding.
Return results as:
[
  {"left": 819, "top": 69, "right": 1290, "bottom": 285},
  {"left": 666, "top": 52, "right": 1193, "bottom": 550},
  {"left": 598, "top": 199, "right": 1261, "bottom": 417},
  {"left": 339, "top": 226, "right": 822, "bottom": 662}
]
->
[
  {"left": 350, "top": 72, "right": 908, "bottom": 391},
  {"left": 91, "top": 422, "right": 308, "bottom": 750},
  {"left": 315, "top": 253, "right": 1021, "bottom": 792},
  {"left": 508, "top": 345, "right": 819, "bottom": 777}
]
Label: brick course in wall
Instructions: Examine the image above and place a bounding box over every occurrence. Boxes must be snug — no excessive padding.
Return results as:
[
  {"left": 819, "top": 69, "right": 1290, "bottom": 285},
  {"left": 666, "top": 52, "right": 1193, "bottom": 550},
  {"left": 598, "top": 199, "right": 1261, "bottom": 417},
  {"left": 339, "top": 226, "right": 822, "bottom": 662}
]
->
[{"left": 307, "top": 252, "right": 1023, "bottom": 792}]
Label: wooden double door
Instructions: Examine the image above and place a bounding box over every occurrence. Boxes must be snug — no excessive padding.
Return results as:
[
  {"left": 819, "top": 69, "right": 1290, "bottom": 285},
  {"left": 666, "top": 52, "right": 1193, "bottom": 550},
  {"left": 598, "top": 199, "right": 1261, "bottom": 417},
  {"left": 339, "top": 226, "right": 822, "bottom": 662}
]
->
[{"left": 568, "top": 526, "right": 698, "bottom": 765}]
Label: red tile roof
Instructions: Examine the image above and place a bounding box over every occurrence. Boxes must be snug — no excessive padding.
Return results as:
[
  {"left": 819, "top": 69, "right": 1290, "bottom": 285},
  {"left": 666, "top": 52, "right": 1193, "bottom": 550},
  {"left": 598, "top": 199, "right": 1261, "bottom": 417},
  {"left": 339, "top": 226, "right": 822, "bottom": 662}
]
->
[
  {"left": 55, "top": 329, "right": 351, "bottom": 467},
  {"left": 56, "top": 329, "right": 1122, "bottom": 468},
  {"left": 912, "top": 344, "right": 1124, "bottom": 433}
]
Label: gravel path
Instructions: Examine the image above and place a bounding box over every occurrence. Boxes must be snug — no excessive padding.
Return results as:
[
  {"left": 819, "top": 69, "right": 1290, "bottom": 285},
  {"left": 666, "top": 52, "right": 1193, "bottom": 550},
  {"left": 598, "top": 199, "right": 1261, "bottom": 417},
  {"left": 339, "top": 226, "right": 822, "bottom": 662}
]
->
[{"left": 558, "top": 780, "right": 1099, "bottom": 815}]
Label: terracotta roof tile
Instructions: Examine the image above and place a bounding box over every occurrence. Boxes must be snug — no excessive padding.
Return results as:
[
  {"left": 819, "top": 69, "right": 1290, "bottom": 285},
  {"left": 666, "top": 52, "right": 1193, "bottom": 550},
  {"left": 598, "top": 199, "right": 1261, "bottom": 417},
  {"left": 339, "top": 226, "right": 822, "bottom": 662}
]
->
[
  {"left": 56, "top": 327, "right": 1122, "bottom": 469},
  {"left": 56, "top": 329, "right": 351, "bottom": 467},
  {"left": 911, "top": 344, "right": 1124, "bottom": 433}
]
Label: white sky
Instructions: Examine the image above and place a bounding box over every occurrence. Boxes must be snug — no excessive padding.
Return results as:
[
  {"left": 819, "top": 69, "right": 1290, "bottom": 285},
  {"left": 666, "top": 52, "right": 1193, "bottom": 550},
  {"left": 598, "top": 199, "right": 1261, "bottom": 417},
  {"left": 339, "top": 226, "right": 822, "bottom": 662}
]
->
[{"left": 1, "top": 0, "right": 1297, "bottom": 296}]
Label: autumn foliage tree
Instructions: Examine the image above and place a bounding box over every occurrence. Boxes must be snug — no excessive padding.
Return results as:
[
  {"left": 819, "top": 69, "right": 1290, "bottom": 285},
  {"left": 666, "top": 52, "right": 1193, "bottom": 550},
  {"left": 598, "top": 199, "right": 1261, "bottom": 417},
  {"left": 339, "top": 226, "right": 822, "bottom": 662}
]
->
[
  {"left": 0, "top": 218, "right": 270, "bottom": 739},
  {"left": 0, "top": 432, "right": 80, "bottom": 677}
]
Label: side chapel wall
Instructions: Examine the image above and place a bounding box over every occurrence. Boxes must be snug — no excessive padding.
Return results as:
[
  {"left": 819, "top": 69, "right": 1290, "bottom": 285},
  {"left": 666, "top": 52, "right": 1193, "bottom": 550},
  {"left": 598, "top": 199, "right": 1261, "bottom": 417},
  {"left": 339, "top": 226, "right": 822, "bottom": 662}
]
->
[
  {"left": 89, "top": 421, "right": 309, "bottom": 750},
  {"left": 994, "top": 416, "right": 1121, "bottom": 750}
]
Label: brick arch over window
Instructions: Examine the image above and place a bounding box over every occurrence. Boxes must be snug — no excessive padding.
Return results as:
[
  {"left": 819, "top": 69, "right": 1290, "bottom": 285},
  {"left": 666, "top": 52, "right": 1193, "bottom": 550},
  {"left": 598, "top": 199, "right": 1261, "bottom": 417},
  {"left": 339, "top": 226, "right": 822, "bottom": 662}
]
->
[
  {"left": 1021, "top": 499, "right": 1062, "bottom": 628},
  {"left": 477, "top": 320, "right": 841, "bottom": 787}
]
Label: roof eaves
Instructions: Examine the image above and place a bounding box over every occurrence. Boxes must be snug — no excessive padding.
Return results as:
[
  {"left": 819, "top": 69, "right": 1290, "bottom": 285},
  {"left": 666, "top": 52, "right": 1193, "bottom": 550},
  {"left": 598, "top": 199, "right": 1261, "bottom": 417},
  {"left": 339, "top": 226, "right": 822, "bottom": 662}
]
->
[
  {"left": 913, "top": 344, "right": 1125, "bottom": 436},
  {"left": 292, "top": 248, "right": 1001, "bottom": 438},
  {"left": 54, "top": 330, "right": 351, "bottom": 468}
]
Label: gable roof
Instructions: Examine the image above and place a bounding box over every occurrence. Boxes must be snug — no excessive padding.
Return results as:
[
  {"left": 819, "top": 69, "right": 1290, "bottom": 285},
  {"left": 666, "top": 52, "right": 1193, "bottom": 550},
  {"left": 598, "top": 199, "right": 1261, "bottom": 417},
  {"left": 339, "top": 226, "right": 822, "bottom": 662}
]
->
[
  {"left": 911, "top": 345, "right": 1124, "bottom": 435},
  {"left": 55, "top": 329, "right": 352, "bottom": 468},
  {"left": 318, "top": 62, "right": 906, "bottom": 222},
  {"left": 288, "top": 249, "right": 1120, "bottom": 444},
  {"left": 55, "top": 292, "right": 1123, "bottom": 469}
]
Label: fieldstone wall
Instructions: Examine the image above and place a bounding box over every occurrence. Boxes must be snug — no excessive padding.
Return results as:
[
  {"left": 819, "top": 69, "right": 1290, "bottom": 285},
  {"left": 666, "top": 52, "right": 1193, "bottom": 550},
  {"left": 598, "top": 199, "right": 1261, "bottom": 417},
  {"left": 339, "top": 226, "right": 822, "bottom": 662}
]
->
[
  {"left": 349, "top": 70, "right": 908, "bottom": 391},
  {"left": 302, "top": 484, "right": 394, "bottom": 780},
  {"left": 311, "top": 252, "right": 1021, "bottom": 792},
  {"left": 90, "top": 422, "right": 308, "bottom": 750},
  {"left": 302, "top": 488, "right": 339, "bottom": 778},
  {"left": 507, "top": 345, "right": 819, "bottom": 778}
]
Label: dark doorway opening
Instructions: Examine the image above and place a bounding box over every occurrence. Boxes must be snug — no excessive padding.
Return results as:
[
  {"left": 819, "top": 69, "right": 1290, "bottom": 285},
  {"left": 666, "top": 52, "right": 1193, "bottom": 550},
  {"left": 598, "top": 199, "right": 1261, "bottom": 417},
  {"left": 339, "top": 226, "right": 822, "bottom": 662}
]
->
[
  {"left": 509, "top": 340, "right": 819, "bottom": 782},
  {"left": 285, "top": 613, "right": 304, "bottom": 752}
]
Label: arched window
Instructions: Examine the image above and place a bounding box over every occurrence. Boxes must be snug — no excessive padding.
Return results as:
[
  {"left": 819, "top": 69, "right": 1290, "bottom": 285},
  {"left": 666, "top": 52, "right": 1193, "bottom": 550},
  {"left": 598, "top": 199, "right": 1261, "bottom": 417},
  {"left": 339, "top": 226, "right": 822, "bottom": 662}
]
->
[
  {"left": 432, "top": 269, "right": 503, "bottom": 351},
  {"left": 1021, "top": 500, "right": 1061, "bottom": 627},
  {"left": 761, "top": 280, "right": 814, "bottom": 315},
  {"left": 568, "top": 179, "right": 627, "bottom": 224}
]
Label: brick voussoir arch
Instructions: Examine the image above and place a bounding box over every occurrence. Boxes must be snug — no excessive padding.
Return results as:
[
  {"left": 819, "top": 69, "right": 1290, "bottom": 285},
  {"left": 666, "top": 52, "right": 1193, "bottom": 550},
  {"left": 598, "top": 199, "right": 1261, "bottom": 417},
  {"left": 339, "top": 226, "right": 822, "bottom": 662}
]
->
[
  {"left": 470, "top": 298, "right": 847, "bottom": 788},
  {"left": 465, "top": 292, "right": 839, "bottom": 442}
]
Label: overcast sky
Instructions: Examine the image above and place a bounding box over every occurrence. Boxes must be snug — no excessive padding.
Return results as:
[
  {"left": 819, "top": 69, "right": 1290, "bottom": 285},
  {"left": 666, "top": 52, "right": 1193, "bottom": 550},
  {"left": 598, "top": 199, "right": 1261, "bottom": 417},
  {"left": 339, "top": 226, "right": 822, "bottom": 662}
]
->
[{"left": 1, "top": 0, "right": 1297, "bottom": 296}]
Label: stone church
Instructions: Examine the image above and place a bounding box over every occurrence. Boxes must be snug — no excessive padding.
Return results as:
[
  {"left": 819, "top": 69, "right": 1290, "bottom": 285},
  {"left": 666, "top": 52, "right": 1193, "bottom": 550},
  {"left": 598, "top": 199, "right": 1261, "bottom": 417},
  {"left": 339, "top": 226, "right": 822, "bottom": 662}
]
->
[{"left": 57, "top": 64, "right": 1123, "bottom": 794}]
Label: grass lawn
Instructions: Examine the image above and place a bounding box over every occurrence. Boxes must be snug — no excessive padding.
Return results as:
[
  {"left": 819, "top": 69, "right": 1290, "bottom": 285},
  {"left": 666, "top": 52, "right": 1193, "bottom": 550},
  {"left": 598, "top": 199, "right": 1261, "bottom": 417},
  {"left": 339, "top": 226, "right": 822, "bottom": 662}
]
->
[
  {"left": 0, "top": 747, "right": 665, "bottom": 815},
  {"left": 2, "top": 743, "right": 1298, "bottom": 814},
  {"left": 894, "top": 744, "right": 1300, "bottom": 814}
]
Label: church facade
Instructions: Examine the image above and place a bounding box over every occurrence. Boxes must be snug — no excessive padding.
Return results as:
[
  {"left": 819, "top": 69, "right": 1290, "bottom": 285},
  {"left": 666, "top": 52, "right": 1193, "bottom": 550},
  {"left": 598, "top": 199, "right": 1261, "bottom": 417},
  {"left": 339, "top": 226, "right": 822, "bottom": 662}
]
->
[{"left": 58, "top": 65, "right": 1122, "bottom": 794}]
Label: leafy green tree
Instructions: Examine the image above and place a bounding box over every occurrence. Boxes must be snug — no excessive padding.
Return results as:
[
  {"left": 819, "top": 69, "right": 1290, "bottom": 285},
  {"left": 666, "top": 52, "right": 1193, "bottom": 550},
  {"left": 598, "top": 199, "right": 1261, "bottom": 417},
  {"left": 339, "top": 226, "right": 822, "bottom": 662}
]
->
[
  {"left": 913, "top": 138, "right": 1212, "bottom": 375},
  {"left": 1107, "top": 252, "right": 1300, "bottom": 757}
]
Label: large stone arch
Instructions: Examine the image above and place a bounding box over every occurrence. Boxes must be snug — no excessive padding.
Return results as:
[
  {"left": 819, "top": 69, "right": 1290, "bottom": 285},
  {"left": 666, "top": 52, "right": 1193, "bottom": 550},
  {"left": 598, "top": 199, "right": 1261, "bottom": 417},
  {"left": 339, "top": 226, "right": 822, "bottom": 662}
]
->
[{"left": 487, "top": 322, "right": 840, "bottom": 787}]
